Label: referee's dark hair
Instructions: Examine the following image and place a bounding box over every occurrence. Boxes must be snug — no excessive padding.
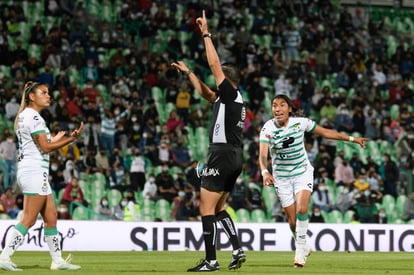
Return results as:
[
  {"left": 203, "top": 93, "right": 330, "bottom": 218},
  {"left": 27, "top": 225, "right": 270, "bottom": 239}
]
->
[{"left": 222, "top": 63, "right": 240, "bottom": 85}]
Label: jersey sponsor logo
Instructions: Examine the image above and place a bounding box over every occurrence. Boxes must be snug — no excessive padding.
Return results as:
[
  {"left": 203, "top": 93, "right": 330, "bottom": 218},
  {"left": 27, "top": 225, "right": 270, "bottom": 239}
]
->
[
  {"left": 33, "top": 115, "right": 39, "bottom": 120},
  {"left": 278, "top": 152, "right": 301, "bottom": 159}
]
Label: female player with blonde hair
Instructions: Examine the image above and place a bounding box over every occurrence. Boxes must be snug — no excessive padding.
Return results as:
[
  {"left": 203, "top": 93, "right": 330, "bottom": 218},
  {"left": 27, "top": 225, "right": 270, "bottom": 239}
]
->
[{"left": 0, "top": 81, "right": 83, "bottom": 271}]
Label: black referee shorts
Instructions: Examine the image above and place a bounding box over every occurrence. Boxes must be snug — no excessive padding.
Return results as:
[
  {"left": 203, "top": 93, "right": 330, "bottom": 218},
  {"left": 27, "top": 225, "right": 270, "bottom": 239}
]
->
[{"left": 200, "top": 144, "right": 243, "bottom": 192}]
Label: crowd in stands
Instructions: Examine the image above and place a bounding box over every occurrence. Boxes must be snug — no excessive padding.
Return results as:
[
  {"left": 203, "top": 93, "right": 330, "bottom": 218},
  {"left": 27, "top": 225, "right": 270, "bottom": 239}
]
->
[{"left": 0, "top": 0, "right": 414, "bottom": 223}]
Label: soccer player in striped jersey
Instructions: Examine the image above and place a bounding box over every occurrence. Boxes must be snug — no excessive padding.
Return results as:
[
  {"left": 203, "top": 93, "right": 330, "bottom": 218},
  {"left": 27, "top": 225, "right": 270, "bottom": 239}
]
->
[
  {"left": 259, "top": 94, "right": 367, "bottom": 268},
  {"left": 0, "top": 82, "right": 83, "bottom": 271}
]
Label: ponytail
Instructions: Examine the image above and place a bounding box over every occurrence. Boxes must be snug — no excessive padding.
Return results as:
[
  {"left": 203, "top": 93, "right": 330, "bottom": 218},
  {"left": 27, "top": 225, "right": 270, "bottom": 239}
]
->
[{"left": 14, "top": 81, "right": 40, "bottom": 130}]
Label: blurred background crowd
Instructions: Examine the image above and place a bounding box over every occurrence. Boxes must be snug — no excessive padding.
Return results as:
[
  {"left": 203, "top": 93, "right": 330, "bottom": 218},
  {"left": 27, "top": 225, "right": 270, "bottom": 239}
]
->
[{"left": 0, "top": 0, "right": 414, "bottom": 224}]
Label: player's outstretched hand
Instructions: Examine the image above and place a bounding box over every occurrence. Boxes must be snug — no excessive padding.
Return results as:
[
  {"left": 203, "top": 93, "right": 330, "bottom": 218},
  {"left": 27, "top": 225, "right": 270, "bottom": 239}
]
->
[{"left": 354, "top": 136, "right": 368, "bottom": 148}]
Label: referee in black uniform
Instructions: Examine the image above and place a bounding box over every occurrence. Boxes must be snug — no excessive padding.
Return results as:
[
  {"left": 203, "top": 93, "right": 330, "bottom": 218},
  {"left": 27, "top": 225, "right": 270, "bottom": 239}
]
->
[{"left": 172, "top": 10, "right": 246, "bottom": 273}]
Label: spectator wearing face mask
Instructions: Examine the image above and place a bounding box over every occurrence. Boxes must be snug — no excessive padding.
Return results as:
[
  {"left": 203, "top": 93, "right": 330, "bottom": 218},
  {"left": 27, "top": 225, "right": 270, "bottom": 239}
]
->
[
  {"left": 81, "top": 59, "right": 99, "bottom": 84},
  {"left": 95, "top": 196, "right": 112, "bottom": 220},
  {"left": 62, "top": 159, "right": 79, "bottom": 184},
  {"left": 155, "top": 165, "right": 178, "bottom": 203},
  {"left": 309, "top": 206, "right": 325, "bottom": 223},
  {"left": 126, "top": 115, "right": 143, "bottom": 146},
  {"left": 112, "top": 197, "right": 128, "bottom": 220},
  {"left": 142, "top": 173, "right": 158, "bottom": 201},
  {"left": 123, "top": 190, "right": 140, "bottom": 221},
  {"left": 354, "top": 187, "right": 383, "bottom": 223},
  {"left": 334, "top": 186, "right": 357, "bottom": 214},
  {"left": 126, "top": 147, "right": 147, "bottom": 192},
  {"left": 334, "top": 158, "right": 355, "bottom": 188},
  {"left": 375, "top": 208, "right": 388, "bottom": 224},
  {"left": 49, "top": 160, "right": 66, "bottom": 193},
  {"left": 312, "top": 181, "right": 333, "bottom": 213},
  {"left": 98, "top": 98, "right": 131, "bottom": 154}
]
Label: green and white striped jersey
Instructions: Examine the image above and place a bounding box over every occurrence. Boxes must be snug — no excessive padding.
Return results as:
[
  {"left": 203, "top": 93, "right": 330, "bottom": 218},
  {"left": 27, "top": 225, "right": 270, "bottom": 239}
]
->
[
  {"left": 16, "top": 107, "right": 51, "bottom": 170},
  {"left": 260, "top": 117, "right": 316, "bottom": 179}
]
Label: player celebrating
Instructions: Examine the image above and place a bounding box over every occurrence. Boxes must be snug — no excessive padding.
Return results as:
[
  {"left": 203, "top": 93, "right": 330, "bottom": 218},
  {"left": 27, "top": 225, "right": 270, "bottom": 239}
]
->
[{"left": 259, "top": 94, "right": 367, "bottom": 267}]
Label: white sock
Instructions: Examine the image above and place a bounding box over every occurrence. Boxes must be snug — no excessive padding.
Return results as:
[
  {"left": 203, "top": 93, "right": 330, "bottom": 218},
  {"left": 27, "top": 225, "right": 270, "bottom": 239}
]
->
[
  {"left": 45, "top": 235, "right": 63, "bottom": 263},
  {"left": 0, "top": 228, "right": 24, "bottom": 260},
  {"left": 296, "top": 219, "right": 308, "bottom": 247}
]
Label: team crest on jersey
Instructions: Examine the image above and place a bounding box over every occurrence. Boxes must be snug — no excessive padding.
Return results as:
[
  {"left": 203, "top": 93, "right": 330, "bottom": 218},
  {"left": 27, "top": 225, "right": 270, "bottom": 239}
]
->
[{"left": 292, "top": 123, "right": 301, "bottom": 132}]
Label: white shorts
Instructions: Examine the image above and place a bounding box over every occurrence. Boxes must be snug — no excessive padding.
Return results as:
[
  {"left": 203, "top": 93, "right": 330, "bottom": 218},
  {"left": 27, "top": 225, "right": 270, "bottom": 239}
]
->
[
  {"left": 274, "top": 166, "right": 314, "bottom": 208},
  {"left": 17, "top": 167, "right": 52, "bottom": 196}
]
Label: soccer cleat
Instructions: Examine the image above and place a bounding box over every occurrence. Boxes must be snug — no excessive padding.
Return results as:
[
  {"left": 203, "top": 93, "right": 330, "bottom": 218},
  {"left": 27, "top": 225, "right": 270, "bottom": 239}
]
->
[
  {"left": 293, "top": 259, "right": 306, "bottom": 268},
  {"left": 0, "top": 259, "right": 22, "bottom": 271},
  {"left": 228, "top": 249, "right": 246, "bottom": 270},
  {"left": 50, "top": 254, "right": 81, "bottom": 270},
  {"left": 293, "top": 244, "right": 307, "bottom": 268},
  {"left": 187, "top": 259, "right": 219, "bottom": 272}
]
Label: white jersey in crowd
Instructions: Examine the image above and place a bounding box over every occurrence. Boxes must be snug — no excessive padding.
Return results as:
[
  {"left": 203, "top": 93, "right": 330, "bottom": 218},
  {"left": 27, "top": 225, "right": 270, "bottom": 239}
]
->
[
  {"left": 260, "top": 117, "right": 316, "bottom": 179},
  {"left": 16, "top": 107, "right": 51, "bottom": 170}
]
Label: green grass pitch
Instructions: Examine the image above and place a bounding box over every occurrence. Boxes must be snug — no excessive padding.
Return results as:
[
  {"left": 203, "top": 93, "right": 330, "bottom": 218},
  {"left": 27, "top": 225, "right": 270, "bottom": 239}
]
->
[{"left": 7, "top": 251, "right": 413, "bottom": 274}]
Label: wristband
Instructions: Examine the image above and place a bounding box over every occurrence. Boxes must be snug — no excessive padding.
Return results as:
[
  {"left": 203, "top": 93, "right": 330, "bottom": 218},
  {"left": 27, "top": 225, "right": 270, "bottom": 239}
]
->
[
  {"left": 203, "top": 32, "right": 212, "bottom": 38},
  {"left": 348, "top": 136, "right": 354, "bottom": 142},
  {"left": 183, "top": 70, "right": 193, "bottom": 76},
  {"left": 261, "top": 169, "right": 269, "bottom": 177}
]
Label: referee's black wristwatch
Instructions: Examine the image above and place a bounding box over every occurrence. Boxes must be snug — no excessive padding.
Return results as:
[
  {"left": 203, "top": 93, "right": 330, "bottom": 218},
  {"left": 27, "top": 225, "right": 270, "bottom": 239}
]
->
[{"left": 203, "top": 32, "right": 212, "bottom": 38}]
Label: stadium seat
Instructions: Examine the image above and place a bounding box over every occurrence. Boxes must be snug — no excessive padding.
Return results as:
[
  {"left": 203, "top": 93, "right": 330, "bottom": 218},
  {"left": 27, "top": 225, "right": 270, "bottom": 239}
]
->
[
  {"left": 395, "top": 195, "right": 407, "bottom": 218},
  {"left": 141, "top": 199, "right": 155, "bottom": 221},
  {"left": 327, "top": 210, "right": 343, "bottom": 223},
  {"left": 320, "top": 210, "right": 330, "bottom": 222},
  {"left": 204, "top": 74, "right": 216, "bottom": 88},
  {"left": 343, "top": 210, "right": 356, "bottom": 223},
  {"left": 0, "top": 213, "right": 10, "bottom": 220},
  {"left": 390, "top": 104, "right": 400, "bottom": 120},
  {"left": 154, "top": 199, "right": 172, "bottom": 221},
  {"left": 195, "top": 127, "right": 208, "bottom": 158},
  {"left": 107, "top": 189, "right": 123, "bottom": 208},
  {"left": 250, "top": 209, "right": 267, "bottom": 223},
  {"left": 71, "top": 206, "right": 92, "bottom": 220},
  {"left": 236, "top": 208, "right": 251, "bottom": 222},
  {"left": 381, "top": 194, "right": 396, "bottom": 216},
  {"left": 261, "top": 187, "right": 277, "bottom": 218}
]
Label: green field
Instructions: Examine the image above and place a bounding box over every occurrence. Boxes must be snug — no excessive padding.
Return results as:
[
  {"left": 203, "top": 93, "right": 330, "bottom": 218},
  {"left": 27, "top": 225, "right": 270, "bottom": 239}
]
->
[{"left": 6, "top": 251, "right": 413, "bottom": 274}]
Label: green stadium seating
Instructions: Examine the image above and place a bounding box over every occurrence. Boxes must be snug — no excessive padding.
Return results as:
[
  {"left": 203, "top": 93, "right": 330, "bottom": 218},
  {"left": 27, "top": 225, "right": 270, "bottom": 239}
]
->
[
  {"left": 250, "top": 209, "right": 267, "bottom": 223},
  {"left": 107, "top": 189, "right": 123, "bottom": 208},
  {"left": 328, "top": 210, "right": 343, "bottom": 223},
  {"left": 236, "top": 208, "right": 251, "bottom": 222},
  {"left": 154, "top": 199, "right": 172, "bottom": 221},
  {"left": 141, "top": 199, "right": 155, "bottom": 221}
]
